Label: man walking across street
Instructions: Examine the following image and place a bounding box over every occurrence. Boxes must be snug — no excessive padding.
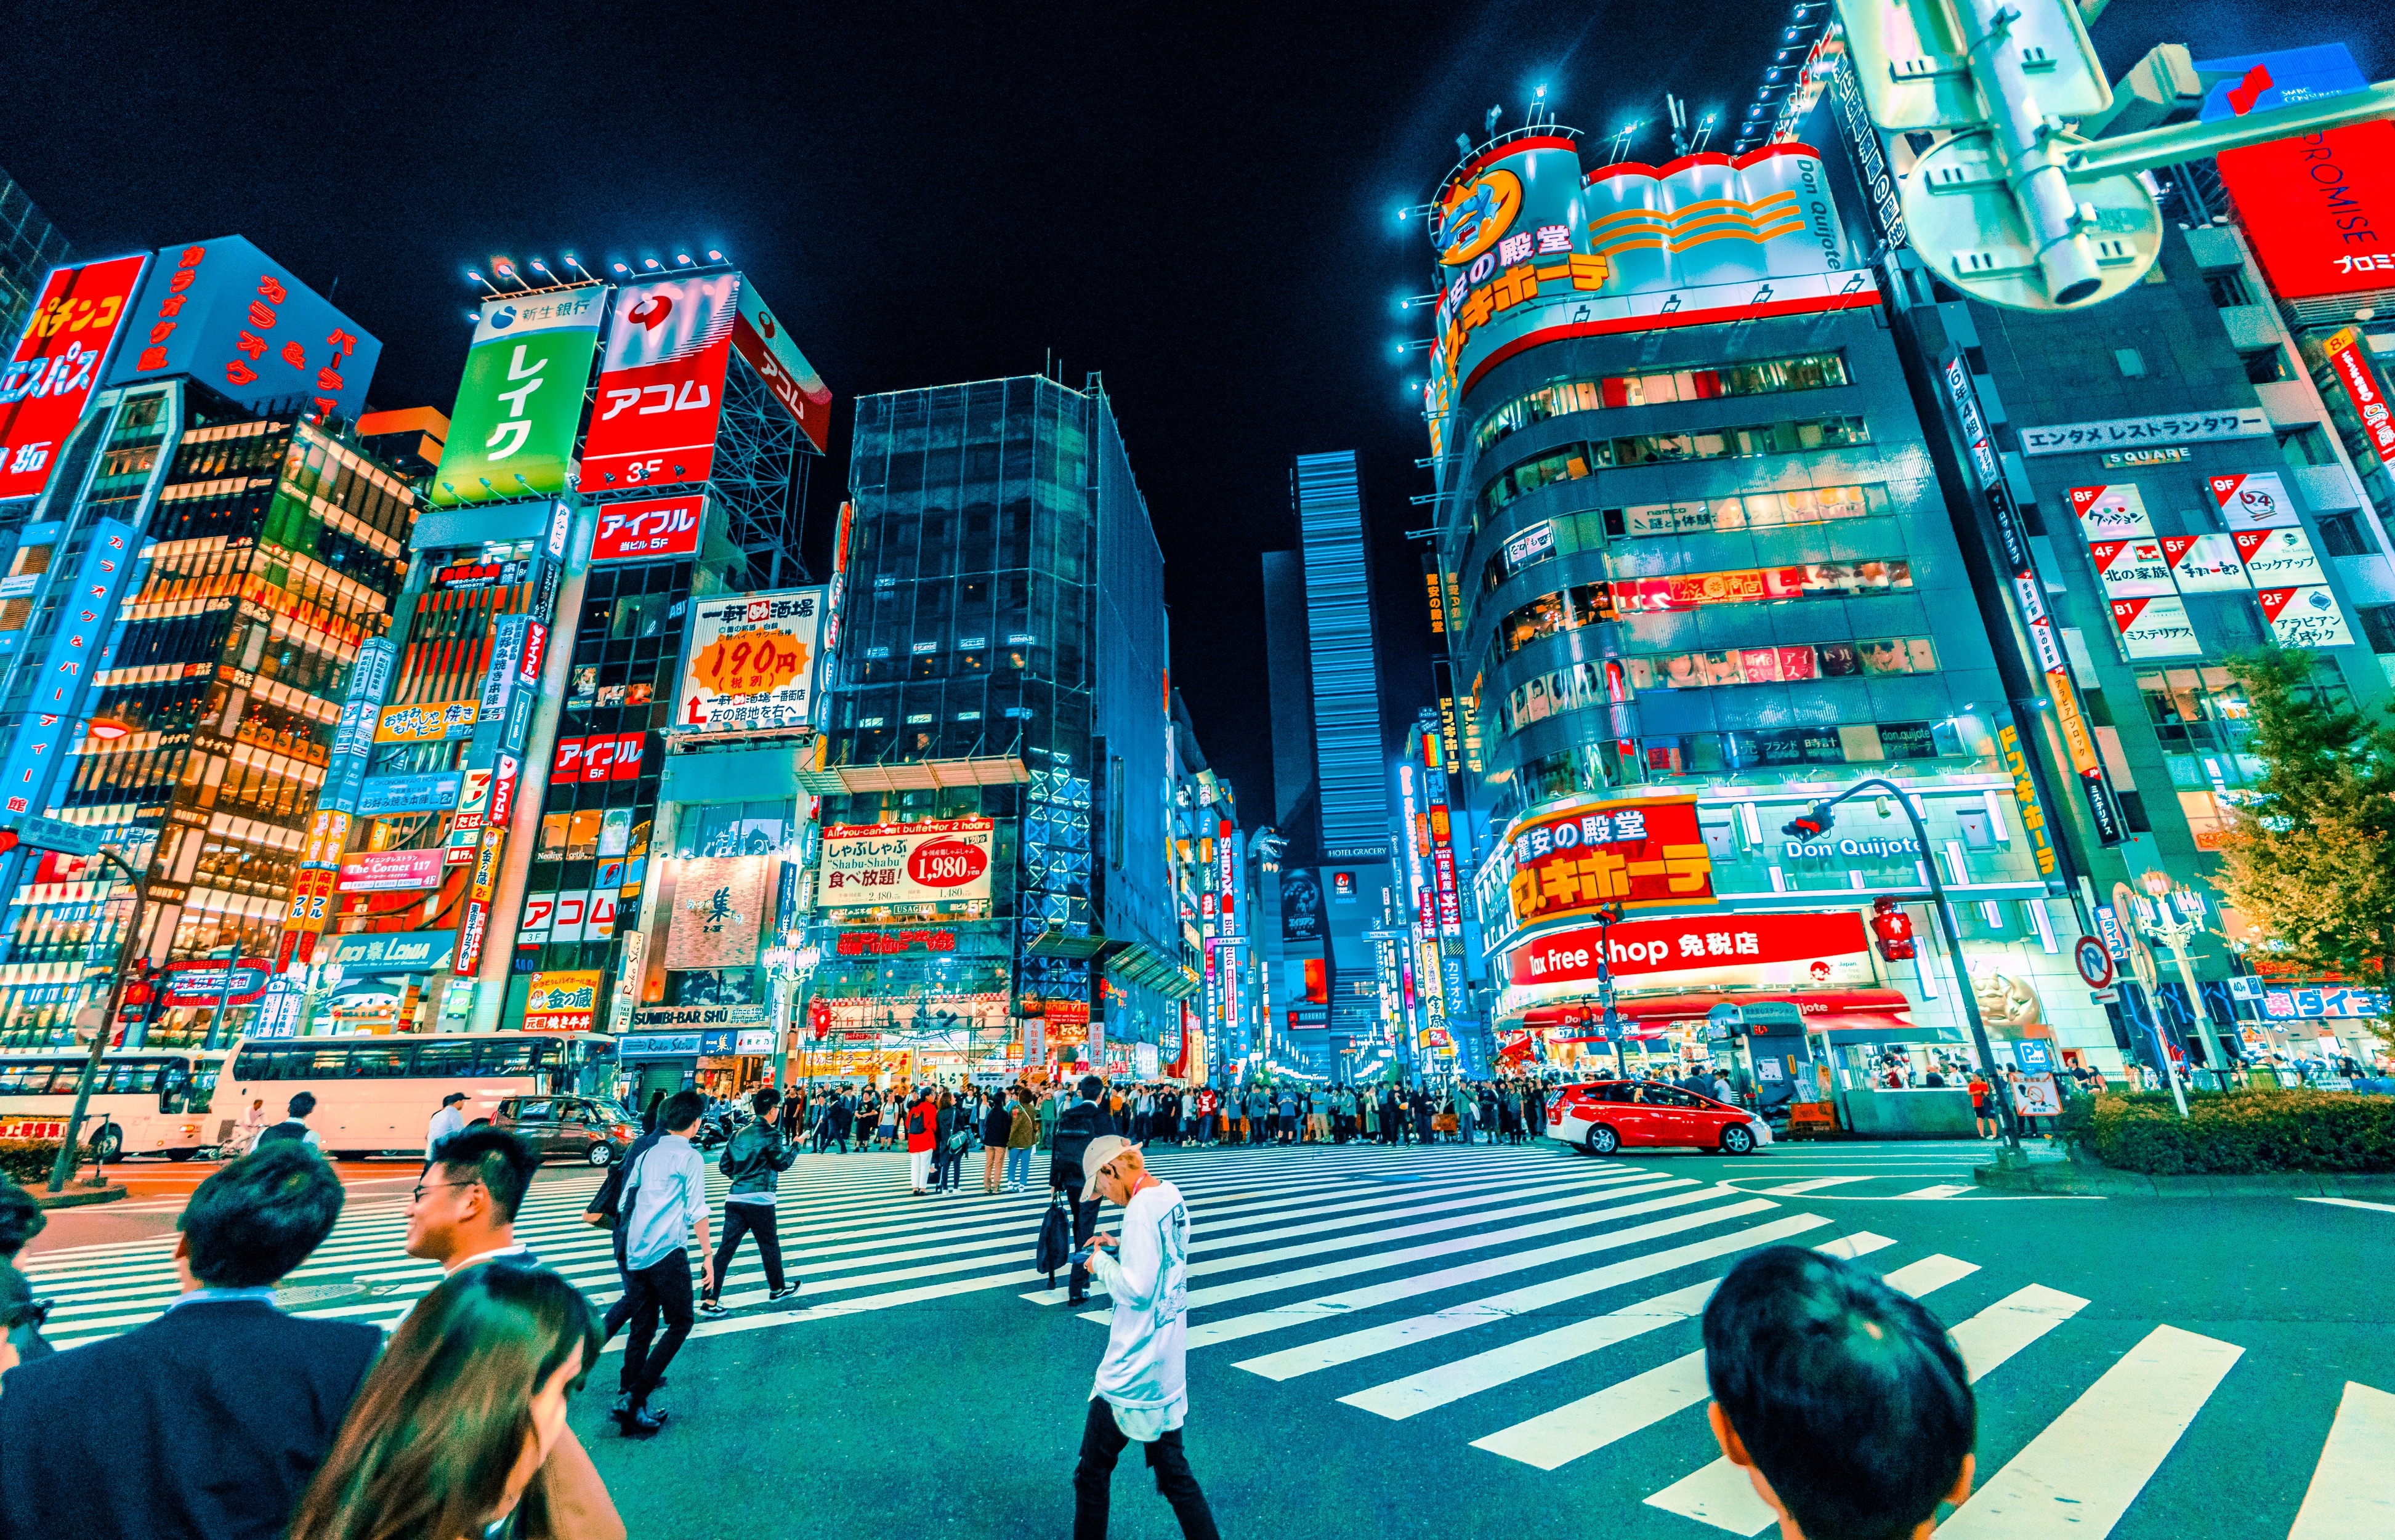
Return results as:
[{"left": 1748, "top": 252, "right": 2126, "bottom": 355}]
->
[
  {"left": 255, "top": 1092, "right": 326, "bottom": 1155},
  {"left": 705, "top": 1087, "right": 799, "bottom": 1314},
  {"left": 422, "top": 1089, "right": 467, "bottom": 1174},
  {"left": 1050, "top": 1074, "right": 1117, "bottom": 1305},
  {"left": 601, "top": 1089, "right": 710, "bottom": 1435},
  {"left": 1070, "top": 1134, "right": 1219, "bottom": 1540}
]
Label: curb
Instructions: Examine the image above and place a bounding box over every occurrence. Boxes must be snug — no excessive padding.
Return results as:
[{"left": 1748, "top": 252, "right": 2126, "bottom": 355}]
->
[
  {"left": 31, "top": 1183, "right": 130, "bottom": 1210},
  {"left": 1973, "top": 1162, "right": 2395, "bottom": 1198}
]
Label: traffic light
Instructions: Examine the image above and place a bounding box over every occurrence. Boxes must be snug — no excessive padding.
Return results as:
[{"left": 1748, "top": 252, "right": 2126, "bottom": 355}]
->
[
  {"left": 808, "top": 998, "right": 833, "bottom": 1040},
  {"left": 1782, "top": 802, "right": 1838, "bottom": 840}
]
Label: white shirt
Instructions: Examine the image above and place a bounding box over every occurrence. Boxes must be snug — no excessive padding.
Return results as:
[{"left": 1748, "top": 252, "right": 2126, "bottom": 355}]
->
[
  {"left": 1087, "top": 1177, "right": 1190, "bottom": 1440},
  {"left": 427, "top": 1105, "right": 467, "bottom": 1157}
]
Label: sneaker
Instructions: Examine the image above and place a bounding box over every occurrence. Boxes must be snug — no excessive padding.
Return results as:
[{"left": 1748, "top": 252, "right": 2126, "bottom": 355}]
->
[
  {"left": 697, "top": 1296, "right": 728, "bottom": 1317},
  {"left": 769, "top": 1283, "right": 801, "bottom": 1302}
]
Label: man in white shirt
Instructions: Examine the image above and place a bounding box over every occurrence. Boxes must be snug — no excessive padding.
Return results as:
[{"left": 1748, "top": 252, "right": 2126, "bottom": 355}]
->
[
  {"left": 1073, "top": 1135, "right": 1217, "bottom": 1540},
  {"left": 603, "top": 1090, "right": 710, "bottom": 1436},
  {"left": 422, "top": 1090, "right": 468, "bottom": 1174}
]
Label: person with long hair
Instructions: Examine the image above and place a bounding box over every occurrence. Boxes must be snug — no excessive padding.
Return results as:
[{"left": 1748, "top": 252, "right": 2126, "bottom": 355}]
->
[{"left": 290, "top": 1265, "right": 602, "bottom": 1540}]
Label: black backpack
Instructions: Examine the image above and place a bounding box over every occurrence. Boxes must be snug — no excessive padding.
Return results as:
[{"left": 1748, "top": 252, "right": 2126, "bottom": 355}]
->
[
  {"left": 254, "top": 1121, "right": 309, "bottom": 1148},
  {"left": 1033, "top": 1190, "right": 1073, "bottom": 1286},
  {"left": 588, "top": 1131, "right": 663, "bottom": 1230}
]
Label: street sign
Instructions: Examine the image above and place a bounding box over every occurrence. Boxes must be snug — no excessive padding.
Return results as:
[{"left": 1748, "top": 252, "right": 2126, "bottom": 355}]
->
[
  {"left": 2, "top": 814, "right": 103, "bottom": 858},
  {"left": 2072, "top": 936, "right": 2115, "bottom": 990},
  {"left": 1841, "top": 0, "right": 2111, "bottom": 132},
  {"left": 2014, "top": 1038, "right": 2057, "bottom": 1074}
]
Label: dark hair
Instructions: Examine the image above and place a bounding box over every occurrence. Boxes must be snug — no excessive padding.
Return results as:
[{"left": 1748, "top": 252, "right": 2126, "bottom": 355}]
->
[
  {"left": 0, "top": 1178, "right": 46, "bottom": 1261},
  {"left": 751, "top": 1087, "right": 780, "bottom": 1116},
  {"left": 288, "top": 1092, "right": 318, "bottom": 1118},
  {"left": 434, "top": 1129, "right": 539, "bottom": 1224},
  {"left": 289, "top": 1265, "right": 598, "bottom": 1540},
  {"left": 1703, "top": 1246, "right": 1974, "bottom": 1540},
  {"left": 1078, "top": 1075, "right": 1104, "bottom": 1100},
  {"left": 0, "top": 1261, "right": 41, "bottom": 1333},
  {"left": 180, "top": 1145, "right": 345, "bottom": 1287},
  {"left": 661, "top": 1089, "right": 706, "bottom": 1132}
]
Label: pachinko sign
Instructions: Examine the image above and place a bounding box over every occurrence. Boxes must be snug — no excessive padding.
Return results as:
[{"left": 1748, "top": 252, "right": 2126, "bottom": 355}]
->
[
  {"left": 818, "top": 818, "right": 995, "bottom": 909},
  {"left": 1499, "top": 796, "right": 1713, "bottom": 937},
  {"left": 0, "top": 254, "right": 149, "bottom": 501}
]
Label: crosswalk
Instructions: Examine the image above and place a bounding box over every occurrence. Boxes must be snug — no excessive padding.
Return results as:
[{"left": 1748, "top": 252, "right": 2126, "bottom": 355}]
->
[{"left": 17, "top": 1142, "right": 2391, "bottom": 1534}]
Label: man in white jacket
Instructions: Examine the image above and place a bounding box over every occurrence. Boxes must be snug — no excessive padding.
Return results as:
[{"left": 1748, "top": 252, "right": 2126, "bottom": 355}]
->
[{"left": 1073, "top": 1135, "right": 1218, "bottom": 1540}]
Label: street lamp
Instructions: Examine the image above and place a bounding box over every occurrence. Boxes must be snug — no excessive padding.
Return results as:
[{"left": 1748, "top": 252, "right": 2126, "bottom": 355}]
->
[
  {"left": 49, "top": 842, "right": 151, "bottom": 1191},
  {"left": 763, "top": 941, "right": 823, "bottom": 1096},
  {"left": 1784, "top": 778, "right": 2023, "bottom": 1157},
  {"left": 2133, "top": 872, "right": 2235, "bottom": 1090}
]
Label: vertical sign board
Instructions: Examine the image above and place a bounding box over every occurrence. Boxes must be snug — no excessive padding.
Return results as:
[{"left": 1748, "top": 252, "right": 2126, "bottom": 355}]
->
[
  {"left": 0, "top": 519, "right": 142, "bottom": 817},
  {"left": 2322, "top": 327, "right": 2395, "bottom": 469},
  {"left": 730, "top": 276, "right": 834, "bottom": 454},
  {"left": 1947, "top": 360, "right": 2127, "bottom": 847},
  {"left": 578, "top": 275, "right": 738, "bottom": 493},
  {"left": 430, "top": 286, "right": 605, "bottom": 507},
  {"left": 1421, "top": 727, "right": 1464, "bottom": 938},
  {"left": 0, "top": 254, "right": 150, "bottom": 502},
  {"left": 107, "top": 237, "right": 378, "bottom": 419},
  {"left": 281, "top": 636, "right": 398, "bottom": 969}
]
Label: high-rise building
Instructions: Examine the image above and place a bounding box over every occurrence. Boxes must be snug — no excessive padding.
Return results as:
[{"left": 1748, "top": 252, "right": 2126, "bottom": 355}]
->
[
  {"left": 0, "top": 239, "right": 409, "bottom": 1050},
  {"left": 1421, "top": 123, "right": 2074, "bottom": 1105},
  {"left": 814, "top": 374, "right": 1185, "bottom": 1080},
  {"left": 0, "top": 167, "right": 71, "bottom": 343}
]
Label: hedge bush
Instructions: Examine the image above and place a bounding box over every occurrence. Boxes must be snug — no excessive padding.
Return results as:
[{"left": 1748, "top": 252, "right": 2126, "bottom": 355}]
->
[
  {"left": 0, "top": 1140, "right": 68, "bottom": 1185},
  {"left": 2083, "top": 1089, "right": 2395, "bottom": 1175}
]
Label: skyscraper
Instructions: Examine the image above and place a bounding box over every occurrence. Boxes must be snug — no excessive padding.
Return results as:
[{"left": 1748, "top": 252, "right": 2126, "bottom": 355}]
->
[{"left": 0, "top": 167, "right": 71, "bottom": 342}]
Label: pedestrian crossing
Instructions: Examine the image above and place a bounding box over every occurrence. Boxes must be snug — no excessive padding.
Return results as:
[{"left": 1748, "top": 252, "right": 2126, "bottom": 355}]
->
[{"left": 17, "top": 1141, "right": 2391, "bottom": 1535}]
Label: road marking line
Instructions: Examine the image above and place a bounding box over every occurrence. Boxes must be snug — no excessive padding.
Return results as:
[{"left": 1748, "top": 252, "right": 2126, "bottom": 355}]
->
[
  {"left": 1893, "top": 1183, "right": 1974, "bottom": 1199},
  {"left": 1642, "top": 1283, "right": 2088, "bottom": 1533},
  {"left": 1328, "top": 1230, "right": 1892, "bottom": 1414},
  {"left": 2287, "top": 1381, "right": 2395, "bottom": 1539},
  {"left": 1752, "top": 1177, "right": 1873, "bottom": 1195},
  {"left": 1470, "top": 1251, "right": 1976, "bottom": 1470},
  {"left": 2298, "top": 1197, "right": 2395, "bottom": 1215},
  {"left": 1177, "top": 1197, "right": 1781, "bottom": 1350},
  {"left": 1937, "top": 1323, "right": 2243, "bottom": 1539}
]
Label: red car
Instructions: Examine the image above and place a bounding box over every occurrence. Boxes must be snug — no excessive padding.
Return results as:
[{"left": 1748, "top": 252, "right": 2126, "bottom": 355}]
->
[{"left": 1546, "top": 1079, "right": 1773, "bottom": 1156}]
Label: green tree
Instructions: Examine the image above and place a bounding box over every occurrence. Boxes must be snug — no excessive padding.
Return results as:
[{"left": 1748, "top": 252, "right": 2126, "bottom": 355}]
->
[{"left": 2213, "top": 648, "right": 2395, "bottom": 994}]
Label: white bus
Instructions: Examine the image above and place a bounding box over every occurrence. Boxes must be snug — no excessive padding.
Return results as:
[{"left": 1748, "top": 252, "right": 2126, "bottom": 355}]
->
[
  {"left": 219, "top": 1031, "right": 622, "bottom": 1159},
  {"left": 0, "top": 1049, "right": 227, "bottom": 1162}
]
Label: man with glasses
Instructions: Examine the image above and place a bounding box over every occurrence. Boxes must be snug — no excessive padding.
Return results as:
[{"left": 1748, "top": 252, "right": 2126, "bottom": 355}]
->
[{"left": 404, "top": 1126, "right": 543, "bottom": 1272}]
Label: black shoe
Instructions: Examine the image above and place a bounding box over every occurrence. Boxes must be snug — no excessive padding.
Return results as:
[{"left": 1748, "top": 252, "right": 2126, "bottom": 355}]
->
[
  {"left": 697, "top": 1296, "right": 727, "bottom": 1317},
  {"left": 769, "top": 1283, "right": 801, "bottom": 1302},
  {"left": 624, "top": 1405, "right": 668, "bottom": 1435}
]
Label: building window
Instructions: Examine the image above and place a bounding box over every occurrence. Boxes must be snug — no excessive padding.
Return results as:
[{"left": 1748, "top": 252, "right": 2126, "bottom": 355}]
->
[
  {"left": 1478, "top": 416, "right": 1873, "bottom": 518},
  {"left": 2314, "top": 511, "right": 2375, "bottom": 557},
  {"left": 2357, "top": 603, "right": 2395, "bottom": 655},
  {"left": 2276, "top": 426, "right": 2335, "bottom": 467},
  {"left": 1603, "top": 481, "right": 1892, "bottom": 539},
  {"left": 2204, "top": 270, "right": 2255, "bottom": 308},
  {"left": 2115, "top": 348, "right": 2148, "bottom": 379},
  {"left": 2241, "top": 348, "right": 2293, "bottom": 384},
  {"left": 1469, "top": 352, "right": 1851, "bottom": 455}
]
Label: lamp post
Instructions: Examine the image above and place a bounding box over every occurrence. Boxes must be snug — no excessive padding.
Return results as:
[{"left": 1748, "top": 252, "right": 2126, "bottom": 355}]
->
[
  {"left": 2133, "top": 872, "right": 2235, "bottom": 1090},
  {"left": 763, "top": 940, "right": 822, "bottom": 1099},
  {"left": 1784, "top": 778, "right": 2023, "bottom": 1157},
  {"left": 51, "top": 845, "right": 150, "bottom": 1193}
]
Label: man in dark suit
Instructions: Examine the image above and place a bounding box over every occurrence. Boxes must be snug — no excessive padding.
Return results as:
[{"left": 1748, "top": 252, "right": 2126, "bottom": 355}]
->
[
  {"left": 1048, "top": 1074, "right": 1117, "bottom": 1305},
  {"left": 0, "top": 1145, "right": 379, "bottom": 1540}
]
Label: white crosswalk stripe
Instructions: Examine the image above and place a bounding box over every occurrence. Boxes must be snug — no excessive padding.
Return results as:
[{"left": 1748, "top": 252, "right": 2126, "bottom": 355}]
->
[{"left": 20, "top": 1139, "right": 2373, "bottom": 1535}]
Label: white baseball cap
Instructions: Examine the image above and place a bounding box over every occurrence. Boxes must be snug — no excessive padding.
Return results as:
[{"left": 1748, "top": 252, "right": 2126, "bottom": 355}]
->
[{"left": 1080, "top": 1135, "right": 1143, "bottom": 1202}]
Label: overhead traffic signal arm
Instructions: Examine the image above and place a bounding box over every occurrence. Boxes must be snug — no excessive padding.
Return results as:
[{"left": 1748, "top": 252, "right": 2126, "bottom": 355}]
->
[{"left": 2062, "top": 79, "right": 2395, "bottom": 178}]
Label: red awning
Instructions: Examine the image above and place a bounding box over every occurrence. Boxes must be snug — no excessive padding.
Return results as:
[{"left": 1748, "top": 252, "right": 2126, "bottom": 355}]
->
[{"left": 1514, "top": 988, "right": 1917, "bottom": 1044}]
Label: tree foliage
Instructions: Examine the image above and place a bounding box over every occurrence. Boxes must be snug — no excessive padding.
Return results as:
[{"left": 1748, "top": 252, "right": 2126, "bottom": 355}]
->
[{"left": 2211, "top": 648, "right": 2395, "bottom": 991}]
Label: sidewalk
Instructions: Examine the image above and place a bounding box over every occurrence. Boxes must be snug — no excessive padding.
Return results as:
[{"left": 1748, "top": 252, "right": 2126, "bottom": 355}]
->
[{"left": 1974, "top": 1147, "right": 2395, "bottom": 1198}]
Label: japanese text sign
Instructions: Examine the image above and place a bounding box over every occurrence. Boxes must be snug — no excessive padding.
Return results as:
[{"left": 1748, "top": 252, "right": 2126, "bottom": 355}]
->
[
  {"left": 430, "top": 286, "right": 604, "bottom": 507},
  {"left": 107, "top": 236, "right": 378, "bottom": 419},
  {"left": 818, "top": 818, "right": 995, "bottom": 909},
  {"left": 0, "top": 518, "right": 140, "bottom": 817},
  {"left": 579, "top": 275, "right": 737, "bottom": 493},
  {"left": 676, "top": 586, "right": 825, "bottom": 733},
  {"left": 2020, "top": 409, "right": 2270, "bottom": 456},
  {"left": 1, "top": 255, "right": 148, "bottom": 501},
  {"left": 1504, "top": 796, "right": 1712, "bottom": 930},
  {"left": 592, "top": 493, "right": 706, "bottom": 562},
  {"left": 1508, "top": 909, "right": 1871, "bottom": 990},
  {"left": 731, "top": 276, "right": 833, "bottom": 453}
]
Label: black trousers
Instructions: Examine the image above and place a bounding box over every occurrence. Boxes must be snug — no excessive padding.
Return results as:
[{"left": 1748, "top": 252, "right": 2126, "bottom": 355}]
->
[
  {"left": 606, "top": 1249, "right": 694, "bottom": 1406},
  {"left": 710, "top": 1200, "right": 785, "bottom": 1294},
  {"left": 1073, "top": 1397, "right": 1219, "bottom": 1540},
  {"left": 1053, "top": 1180, "right": 1101, "bottom": 1299}
]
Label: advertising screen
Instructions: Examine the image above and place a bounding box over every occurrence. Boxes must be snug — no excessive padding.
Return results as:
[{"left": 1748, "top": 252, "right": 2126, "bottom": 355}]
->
[
  {"left": 1509, "top": 909, "right": 1872, "bottom": 991},
  {"left": 579, "top": 275, "right": 738, "bottom": 493},
  {"left": 675, "top": 586, "right": 824, "bottom": 733},
  {"left": 107, "top": 237, "right": 378, "bottom": 419},
  {"left": 1, "top": 255, "right": 149, "bottom": 502},
  {"left": 663, "top": 855, "right": 769, "bottom": 969},
  {"left": 430, "top": 286, "right": 605, "bottom": 507},
  {"left": 732, "top": 276, "right": 833, "bottom": 453},
  {"left": 592, "top": 493, "right": 706, "bottom": 562},
  {"left": 1501, "top": 796, "right": 1712, "bottom": 935},
  {"left": 818, "top": 818, "right": 996, "bottom": 909}
]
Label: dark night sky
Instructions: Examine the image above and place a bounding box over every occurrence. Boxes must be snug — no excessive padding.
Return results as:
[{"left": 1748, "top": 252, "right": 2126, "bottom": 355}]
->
[{"left": 4, "top": 0, "right": 2380, "bottom": 817}]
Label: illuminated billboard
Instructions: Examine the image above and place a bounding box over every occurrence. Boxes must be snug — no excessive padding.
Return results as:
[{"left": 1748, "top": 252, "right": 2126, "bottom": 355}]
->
[
  {"left": 430, "top": 286, "right": 605, "bottom": 507},
  {"left": 1, "top": 254, "right": 150, "bottom": 502},
  {"left": 674, "top": 586, "right": 824, "bottom": 733},
  {"left": 1424, "top": 143, "right": 1870, "bottom": 437},
  {"left": 1499, "top": 795, "right": 1713, "bottom": 938},
  {"left": 818, "top": 818, "right": 996, "bottom": 909},
  {"left": 107, "top": 237, "right": 378, "bottom": 419},
  {"left": 592, "top": 492, "right": 706, "bottom": 562},
  {"left": 732, "top": 279, "right": 833, "bottom": 454},
  {"left": 2219, "top": 121, "right": 2395, "bottom": 300},
  {"left": 578, "top": 274, "right": 737, "bottom": 493}
]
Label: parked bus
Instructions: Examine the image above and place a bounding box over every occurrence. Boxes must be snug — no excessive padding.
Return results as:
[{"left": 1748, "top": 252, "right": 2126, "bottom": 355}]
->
[
  {"left": 219, "top": 1031, "right": 621, "bottom": 1159},
  {"left": 0, "top": 1049, "right": 227, "bottom": 1162}
]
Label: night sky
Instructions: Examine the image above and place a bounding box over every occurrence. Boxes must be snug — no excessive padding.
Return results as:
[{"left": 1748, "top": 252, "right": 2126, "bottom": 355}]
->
[{"left": 6, "top": 0, "right": 2380, "bottom": 819}]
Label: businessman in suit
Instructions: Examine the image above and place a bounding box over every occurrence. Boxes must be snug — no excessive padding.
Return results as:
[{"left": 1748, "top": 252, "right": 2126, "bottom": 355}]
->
[{"left": 0, "top": 1145, "right": 381, "bottom": 1540}]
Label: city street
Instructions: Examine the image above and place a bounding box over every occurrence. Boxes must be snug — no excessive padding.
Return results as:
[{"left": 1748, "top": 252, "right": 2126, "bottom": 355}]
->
[{"left": 21, "top": 1139, "right": 2389, "bottom": 1538}]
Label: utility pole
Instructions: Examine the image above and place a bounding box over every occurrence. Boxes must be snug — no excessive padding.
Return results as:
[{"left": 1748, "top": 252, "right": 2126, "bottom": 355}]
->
[{"left": 50, "top": 844, "right": 150, "bottom": 1192}]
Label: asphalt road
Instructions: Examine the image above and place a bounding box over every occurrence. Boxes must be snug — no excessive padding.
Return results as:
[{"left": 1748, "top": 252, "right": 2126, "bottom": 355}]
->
[{"left": 20, "top": 1139, "right": 2392, "bottom": 1539}]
